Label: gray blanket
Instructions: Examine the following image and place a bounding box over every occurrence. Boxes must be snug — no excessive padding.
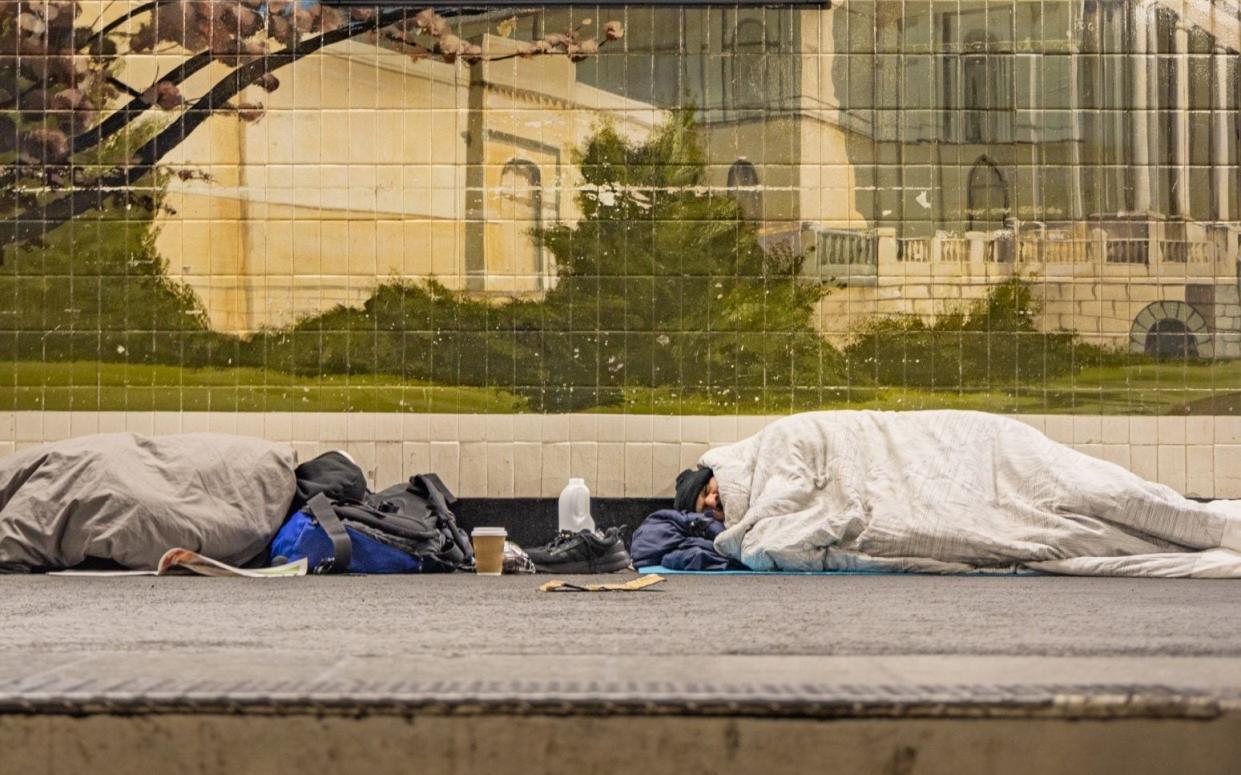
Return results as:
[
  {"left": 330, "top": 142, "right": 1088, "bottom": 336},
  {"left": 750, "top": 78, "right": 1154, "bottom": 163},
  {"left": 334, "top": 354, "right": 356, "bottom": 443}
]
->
[{"left": 0, "top": 433, "right": 296, "bottom": 571}]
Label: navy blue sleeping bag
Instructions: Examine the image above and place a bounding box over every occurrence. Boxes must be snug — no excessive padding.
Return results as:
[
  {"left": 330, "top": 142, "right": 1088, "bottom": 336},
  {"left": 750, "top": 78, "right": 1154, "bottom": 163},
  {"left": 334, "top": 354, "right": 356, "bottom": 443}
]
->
[{"left": 630, "top": 510, "right": 747, "bottom": 571}]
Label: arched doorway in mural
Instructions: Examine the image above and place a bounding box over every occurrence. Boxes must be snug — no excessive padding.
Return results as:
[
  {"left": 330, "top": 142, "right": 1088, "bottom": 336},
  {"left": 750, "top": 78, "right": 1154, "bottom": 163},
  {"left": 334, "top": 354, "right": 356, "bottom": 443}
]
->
[
  {"left": 966, "top": 155, "right": 1010, "bottom": 230},
  {"left": 727, "top": 159, "right": 762, "bottom": 222},
  {"left": 1129, "top": 301, "right": 1212, "bottom": 360}
]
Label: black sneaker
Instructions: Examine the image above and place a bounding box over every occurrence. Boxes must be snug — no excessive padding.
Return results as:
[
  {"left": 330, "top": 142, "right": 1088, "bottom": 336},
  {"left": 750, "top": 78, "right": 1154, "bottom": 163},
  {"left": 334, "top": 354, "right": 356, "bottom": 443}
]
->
[{"left": 527, "top": 527, "right": 632, "bottom": 573}]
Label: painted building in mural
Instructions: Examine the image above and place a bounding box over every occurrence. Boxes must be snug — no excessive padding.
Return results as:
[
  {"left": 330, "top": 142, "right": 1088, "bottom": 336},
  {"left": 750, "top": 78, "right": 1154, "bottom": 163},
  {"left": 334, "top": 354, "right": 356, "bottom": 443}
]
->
[{"left": 147, "top": 1, "right": 1241, "bottom": 361}]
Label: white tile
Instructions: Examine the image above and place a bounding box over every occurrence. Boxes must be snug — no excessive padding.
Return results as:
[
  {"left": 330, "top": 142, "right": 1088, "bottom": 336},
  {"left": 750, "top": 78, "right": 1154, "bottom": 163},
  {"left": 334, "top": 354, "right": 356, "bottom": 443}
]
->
[
  {"left": 152, "top": 412, "right": 182, "bottom": 436},
  {"left": 97, "top": 413, "right": 126, "bottom": 434},
  {"left": 14, "top": 413, "right": 42, "bottom": 442},
  {"left": 624, "top": 443, "right": 654, "bottom": 497},
  {"left": 624, "top": 415, "right": 653, "bottom": 442},
  {"left": 540, "top": 443, "right": 571, "bottom": 497},
  {"left": 1215, "top": 446, "right": 1241, "bottom": 498},
  {"left": 569, "top": 442, "right": 599, "bottom": 487},
  {"left": 737, "top": 415, "right": 768, "bottom": 439},
  {"left": 126, "top": 412, "right": 155, "bottom": 436},
  {"left": 0, "top": 413, "right": 13, "bottom": 440},
  {"left": 595, "top": 442, "right": 625, "bottom": 496},
  {"left": 429, "top": 414, "right": 459, "bottom": 441},
  {"left": 1185, "top": 416, "right": 1214, "bottom": 445},
  {"left": 541, "top": 414, "right": 569, "bottom": 443},
  {"left": 290, "top": 412, "right": 319, "bottom": 441},
  {"left": 1156, "top": 446, "right": 1186, "bottom": 492},
  {"left": 1073, "top": 443, "right": 1105, "bottom": 462},
  {"left": 39, "top": 413, "right": 70, "bottom": 441},
  {"left": 401, "top": 413, "right": 430, "bottom": 442},
  {"left": 1157, "top": 416, "right": 1187, "bottom": 445},
  {"left": 594, "top": 414, "right": 624, "bottom": 442},
  {"left": 1099, "top": 416, "right": 1129, "bottom": 445},
  {"left": 709, "top": 415, "right": 739, "bottom": 443},
  {"left": 513, "top": 414, "right": 542, "bottom": 443},
  {"left": 402, "top": 442, "right": 430, "bottom": 478},
  {"left": 235, "top": 413, "right": 265, "bottom": 439},
  {"left": 14, "top": 442, "right": 42, "bottom": 453},
  {"left": 652, "top": 444, "right": 682, "bottom": 497},
  {"left": 482, "top": 414, "right": 514, "bottom": 442},
  {"left": 370, "top": 413, "right": 402, "bottom": 442},
  {"left": 374, "top": 442, "right": 403, "bottom": 487},
  {"left": 1043, "top": 415, "right": 1074, "bottom": 443},
  {"left": 458, "top": 442, "right": 487, "bottom": 497},
  {"left": 1071, "top": 415, "right": 1102, "bottom": 444},
  {"left": 263, "top": 412, "right": 293, "bottom": 441},
  {"left": 1216, "top": 417, "right": 1241, "bottom": 445},
  {"left": 205, "top": 413, "right": 236, "bottom": 435},
  {"left": 1128, "top": 417, "right": 1158, "bottom": 445},
  {"left": 69, "top": 413, "right": 100, "bottom": 438},
  {"left": 569, "top": 414, "right": 599, "bottom": 442},
  {"left": 0, "top": 442, "right": 14, "bottom": 457},
  {"left": 651, "top": 415, "right": 681, "bottom": 443},
  {"left": 679, "top": 442, "right": 710, "bottom": 471},
  {"left": 429, "top": 441, "right": 460, "bottom": 494},
  {"left": 681, "top": 416, "right": 710, "bottom": 443},
  {"left": 291, "top": 441, "right": 322, "bottom": 466},
  {"left": 513, "top": 442, "right": 542, "bottom": 497},
  {"left": 347, "top": 443, "right": 378, "bottom": 484},
  {"left": 345, "top": 412, "right": 378, "bottom": 442},
  {"left": 1011, "top": 414, "right": 1045, "bottom": 433},
  {"left": 1130, "top": 445, "right": 1158, "bottom": 482},
  {"left": 485, "top": 443, "right": 515, "bottom": 497},
  {"left": 1184, "top": 445, "right": 1214, "bottom": 498},
  {"left": 1094, "top": 444, "right": 1131, "bottom": 470},
  {"left": 319, "top": 413, "right": 347, "bottom": 442}
]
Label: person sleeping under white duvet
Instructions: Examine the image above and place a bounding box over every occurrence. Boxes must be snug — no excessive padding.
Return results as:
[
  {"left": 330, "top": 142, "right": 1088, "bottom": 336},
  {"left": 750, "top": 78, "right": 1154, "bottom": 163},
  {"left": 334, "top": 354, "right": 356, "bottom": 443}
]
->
[{"left": 672, "top": 410, "right": 1241, "bottom": 578}]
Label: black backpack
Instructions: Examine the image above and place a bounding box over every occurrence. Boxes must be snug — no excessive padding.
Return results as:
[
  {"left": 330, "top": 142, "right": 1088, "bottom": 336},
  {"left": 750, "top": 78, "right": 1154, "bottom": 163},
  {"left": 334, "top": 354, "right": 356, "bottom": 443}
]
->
[{"left": 289, "top": 453, "right": 473, "bottom": 573}]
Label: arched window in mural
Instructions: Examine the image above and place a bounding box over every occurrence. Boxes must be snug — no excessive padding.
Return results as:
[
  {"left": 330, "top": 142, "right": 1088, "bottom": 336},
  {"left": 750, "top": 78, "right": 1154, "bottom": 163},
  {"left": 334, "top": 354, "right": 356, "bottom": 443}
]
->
[
  {"left": 727, "top": 159, "right": 762, "bottom": 222},
  {"left": 966, "top": 156, "right": 1009, "bottom": 229},
  {"left": 498, "top": 159, "right": 545, "bottom": 286}
]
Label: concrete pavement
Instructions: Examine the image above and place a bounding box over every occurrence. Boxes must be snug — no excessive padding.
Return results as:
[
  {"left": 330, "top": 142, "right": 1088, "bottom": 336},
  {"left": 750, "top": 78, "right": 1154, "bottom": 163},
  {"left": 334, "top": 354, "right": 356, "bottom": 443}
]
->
[{"left": 4, "top": 573, "right": 1241, "bottom": 774}]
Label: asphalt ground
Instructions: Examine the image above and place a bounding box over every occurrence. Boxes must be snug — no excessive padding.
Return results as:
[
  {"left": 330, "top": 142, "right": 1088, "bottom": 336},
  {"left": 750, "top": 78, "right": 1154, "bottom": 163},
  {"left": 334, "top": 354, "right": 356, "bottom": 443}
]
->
[
  {"left": 3, "top": 573, "right": 1239, "bottom": 658},
  {"left": 4, "top": 573, "right": 1241, "bottom": 720}
]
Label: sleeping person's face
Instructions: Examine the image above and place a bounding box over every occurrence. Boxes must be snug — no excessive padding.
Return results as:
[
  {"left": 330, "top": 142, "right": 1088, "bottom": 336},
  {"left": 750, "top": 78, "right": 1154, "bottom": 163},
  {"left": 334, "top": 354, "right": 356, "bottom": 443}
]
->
[{"left": 696, "top": 477, "right": 723, "bottom": 520}]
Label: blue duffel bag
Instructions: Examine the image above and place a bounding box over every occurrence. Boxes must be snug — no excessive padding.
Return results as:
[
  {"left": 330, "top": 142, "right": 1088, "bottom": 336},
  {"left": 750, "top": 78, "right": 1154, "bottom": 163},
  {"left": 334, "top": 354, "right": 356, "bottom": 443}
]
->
[{"left": 270, "top": 506, "right": 424, "bottom": 574}]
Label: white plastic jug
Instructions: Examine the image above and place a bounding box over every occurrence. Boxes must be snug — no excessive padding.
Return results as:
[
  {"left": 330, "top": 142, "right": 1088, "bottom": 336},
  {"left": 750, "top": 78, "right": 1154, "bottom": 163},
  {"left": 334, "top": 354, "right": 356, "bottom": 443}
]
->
[{"left": 558, "top": 477, "right": 595, "bottom": 534}]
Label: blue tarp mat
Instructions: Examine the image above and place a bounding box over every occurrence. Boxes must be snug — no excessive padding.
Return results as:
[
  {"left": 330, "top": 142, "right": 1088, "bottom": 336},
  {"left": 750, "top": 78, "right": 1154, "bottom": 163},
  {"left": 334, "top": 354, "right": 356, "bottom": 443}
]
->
[{"left": 637, "top": 565, "right": 1039, "bottom": 576}]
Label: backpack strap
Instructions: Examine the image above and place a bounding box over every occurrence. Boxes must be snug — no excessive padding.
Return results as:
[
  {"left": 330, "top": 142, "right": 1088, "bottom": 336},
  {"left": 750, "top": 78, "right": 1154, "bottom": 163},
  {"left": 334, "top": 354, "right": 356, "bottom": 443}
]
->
[
  {"left": 412, "top": 473, "right": 473, "bottom": 564},
  {"left": 306, "top": 493, "right": 353, "bottom": 574}
]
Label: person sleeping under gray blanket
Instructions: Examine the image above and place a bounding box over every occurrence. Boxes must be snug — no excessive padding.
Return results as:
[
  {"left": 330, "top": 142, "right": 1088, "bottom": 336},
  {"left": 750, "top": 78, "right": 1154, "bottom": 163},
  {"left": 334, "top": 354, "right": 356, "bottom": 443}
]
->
[
  {"left": 668, "top": 410, "right": 1241, "bottom": 578},
  {"left": 0, "top": 433, "right": 296, "bottom": 572}
]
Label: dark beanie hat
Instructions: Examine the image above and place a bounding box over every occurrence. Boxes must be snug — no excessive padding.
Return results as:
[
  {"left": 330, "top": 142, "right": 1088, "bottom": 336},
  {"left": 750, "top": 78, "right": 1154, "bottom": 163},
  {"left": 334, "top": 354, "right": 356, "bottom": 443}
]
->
[{"left": 675, "top": 466, "right": 715, "bottom": 513}]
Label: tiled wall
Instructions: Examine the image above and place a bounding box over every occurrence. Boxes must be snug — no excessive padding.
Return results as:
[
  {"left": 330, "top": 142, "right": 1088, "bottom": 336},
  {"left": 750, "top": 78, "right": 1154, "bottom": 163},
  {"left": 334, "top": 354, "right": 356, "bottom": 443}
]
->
[
  {"left": 3, "top": 412, "right": 1241, "bottom": 498},
  {"left": 3, "top": 2, "right": 1241, "bottom": 494}
]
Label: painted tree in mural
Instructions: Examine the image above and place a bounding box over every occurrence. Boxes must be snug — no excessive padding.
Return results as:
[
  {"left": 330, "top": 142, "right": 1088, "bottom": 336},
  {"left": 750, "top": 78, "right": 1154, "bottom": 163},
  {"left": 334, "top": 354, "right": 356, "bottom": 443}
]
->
[
  {"left": 0, "top": 1, "right": 622, "bottom": 249},
  {"left": 259, "top": 112, "right": 840, "bottom": 411}
]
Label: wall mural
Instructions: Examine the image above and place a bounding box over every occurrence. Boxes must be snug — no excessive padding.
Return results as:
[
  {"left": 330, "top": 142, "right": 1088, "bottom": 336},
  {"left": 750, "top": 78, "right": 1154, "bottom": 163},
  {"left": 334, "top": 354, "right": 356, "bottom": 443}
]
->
[{"left": 2, "top": 1, "right": 1240, "bottom": 414}]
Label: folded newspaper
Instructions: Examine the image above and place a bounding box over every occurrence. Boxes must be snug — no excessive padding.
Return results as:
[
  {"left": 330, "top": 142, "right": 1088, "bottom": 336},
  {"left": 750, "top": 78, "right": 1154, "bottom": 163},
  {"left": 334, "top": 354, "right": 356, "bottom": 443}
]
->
[{"left": 49, "top": 548, "right": 308, "bottom": 578}]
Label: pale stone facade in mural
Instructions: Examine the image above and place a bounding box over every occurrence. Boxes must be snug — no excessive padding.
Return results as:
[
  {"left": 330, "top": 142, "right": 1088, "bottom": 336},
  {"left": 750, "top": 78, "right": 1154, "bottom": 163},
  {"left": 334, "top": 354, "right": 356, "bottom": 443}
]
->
[{"left": 149, "top": 1, "right": 1241, "bottom": 366}]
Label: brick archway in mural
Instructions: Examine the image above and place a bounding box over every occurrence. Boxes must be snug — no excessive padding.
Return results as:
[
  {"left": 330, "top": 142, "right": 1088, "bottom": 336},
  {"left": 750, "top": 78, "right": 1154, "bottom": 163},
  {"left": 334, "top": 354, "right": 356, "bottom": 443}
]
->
[{"left": 1130, "top": 301, "right": 1212, "bottom": 360}]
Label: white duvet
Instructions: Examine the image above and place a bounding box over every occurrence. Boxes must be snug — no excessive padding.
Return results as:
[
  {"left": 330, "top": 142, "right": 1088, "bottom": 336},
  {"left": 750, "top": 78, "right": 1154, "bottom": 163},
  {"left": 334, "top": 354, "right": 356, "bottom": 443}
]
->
[{"left": 703, "top": 411, "right": 1241, "bottom": 577}]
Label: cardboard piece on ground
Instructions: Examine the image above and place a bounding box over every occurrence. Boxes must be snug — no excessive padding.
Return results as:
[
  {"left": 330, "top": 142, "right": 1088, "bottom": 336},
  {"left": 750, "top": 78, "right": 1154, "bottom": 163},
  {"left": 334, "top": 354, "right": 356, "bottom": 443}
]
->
[{"left": 538, "top": 574, "right": 665, "bottom": 593}]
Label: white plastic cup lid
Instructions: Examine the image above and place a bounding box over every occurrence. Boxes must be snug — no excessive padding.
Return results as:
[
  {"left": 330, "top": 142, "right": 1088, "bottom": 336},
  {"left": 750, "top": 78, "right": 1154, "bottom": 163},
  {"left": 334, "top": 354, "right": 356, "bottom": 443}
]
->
[{"left": 472, "top": 527, "right": 507, "bottom": 537}]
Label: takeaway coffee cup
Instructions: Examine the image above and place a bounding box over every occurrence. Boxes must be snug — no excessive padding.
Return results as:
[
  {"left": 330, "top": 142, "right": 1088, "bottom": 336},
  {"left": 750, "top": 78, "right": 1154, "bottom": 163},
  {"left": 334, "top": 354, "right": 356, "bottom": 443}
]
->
[{"left": 472, "top": 527, "right": 507, "bottom": 576}]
